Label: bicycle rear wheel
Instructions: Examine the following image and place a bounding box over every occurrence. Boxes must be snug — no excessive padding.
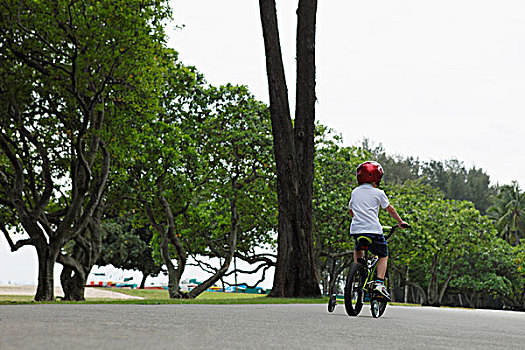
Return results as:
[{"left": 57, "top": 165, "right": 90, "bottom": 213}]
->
[{"left": 344, "top": 262, "right": 366, "bottom": 316}]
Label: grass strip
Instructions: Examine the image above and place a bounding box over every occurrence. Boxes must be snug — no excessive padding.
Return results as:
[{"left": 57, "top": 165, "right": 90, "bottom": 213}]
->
[
  {"left": 0, "top": 288, "right": 420, "bottom": 306},
  {"left": 0, "top": 289, "right": 328, "bottom": 305}
]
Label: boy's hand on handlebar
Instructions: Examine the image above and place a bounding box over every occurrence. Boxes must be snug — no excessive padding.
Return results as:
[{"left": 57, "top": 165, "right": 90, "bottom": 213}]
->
[{"left": 398, "top": 222, "right": 410, "bottom": 229}]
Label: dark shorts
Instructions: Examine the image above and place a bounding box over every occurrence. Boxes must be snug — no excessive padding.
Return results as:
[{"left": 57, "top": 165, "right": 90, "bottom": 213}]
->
[{"left": 353, "top": 234, "right": 388, "bottom": 257}]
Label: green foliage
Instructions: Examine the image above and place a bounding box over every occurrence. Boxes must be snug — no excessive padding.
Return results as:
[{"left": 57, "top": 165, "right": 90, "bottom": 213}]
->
[
  {"left": 176, "top": 84, "right": 277, "bottom": 273},
  {"left": 487, "top": 181, "right": 525, "bottom": 245},
  {"left": 382, "top": 181, "right": 523, "bottom": 307},
  {"left": 472, "top": 240, "right": 525, "bottom": 310},
  {"left": 362, "top": 140, "right": 496, "bottom": 213},
  {"left": 104, "top": 46, "right": 277, "bottom": 297},
  {"left": 189, "top": 85, "right": 276, "bottom": 294},
  {"left": 357, "top": 140, "right": 524, "bottom": 309},
  {"left": 98, "top": 214, "right": 164, "bottom": 287},
  {"left": 0, "top": 0, "right": 173, "bottom": 300}
]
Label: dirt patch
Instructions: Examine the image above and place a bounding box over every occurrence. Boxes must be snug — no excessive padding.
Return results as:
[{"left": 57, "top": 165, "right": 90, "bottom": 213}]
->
[{"left": 0, "top": 285, "right": 144, "bottom": 299}]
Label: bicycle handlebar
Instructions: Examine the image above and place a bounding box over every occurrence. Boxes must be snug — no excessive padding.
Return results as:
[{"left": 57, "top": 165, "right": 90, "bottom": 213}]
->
[{"left": 385, "top": 223, "right": 411, "bottom": 240}]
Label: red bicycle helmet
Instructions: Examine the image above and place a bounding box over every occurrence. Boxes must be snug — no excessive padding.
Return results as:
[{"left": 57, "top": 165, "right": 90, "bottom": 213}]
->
[{"left": 356, "top": 161, "right": 383, "bottom": 185}]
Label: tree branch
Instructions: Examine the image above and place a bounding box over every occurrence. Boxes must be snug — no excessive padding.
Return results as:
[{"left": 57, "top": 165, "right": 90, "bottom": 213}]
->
[
  {"left": 226, "top": 265, "right": 272, "bottom": 289},
  {"left": 318, "top": 250, "right": 353, "bottom": 259},
  {"left": 0, "top": 133, "right": 25, "bottom": 202},
  {"left": 57, "top": 253, "right": 85, "bottom": 275},
  {"left": 1, "top": 225, "right": 16, "bottom": 251},
  {"left": 16, "top": 124, "right": 54, "bottom": 217},
  {"left": 1, "top": 225, "right": 34, "bottom": 252},
  {"left": 235, "top": 252, "right": 276, "bottom": 266}
]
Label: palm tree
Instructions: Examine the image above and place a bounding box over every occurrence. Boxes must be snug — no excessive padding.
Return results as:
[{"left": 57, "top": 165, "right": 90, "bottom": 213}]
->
[{"left": 488, "top": 182, "right": 525, "bottom": 245}]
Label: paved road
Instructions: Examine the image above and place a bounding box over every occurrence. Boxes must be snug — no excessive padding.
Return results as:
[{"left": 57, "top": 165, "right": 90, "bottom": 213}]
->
[{"left": 1, "top": 303, "right": 524, "bottom": 349}]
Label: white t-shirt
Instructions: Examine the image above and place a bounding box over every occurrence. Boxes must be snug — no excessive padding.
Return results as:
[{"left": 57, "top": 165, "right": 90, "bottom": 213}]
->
[{"left": 349, "top": 183, "right": 390, "bottom": 235}]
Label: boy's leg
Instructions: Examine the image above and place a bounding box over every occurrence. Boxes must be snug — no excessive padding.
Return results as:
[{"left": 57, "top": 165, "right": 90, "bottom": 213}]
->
[
  {"left": 370, "top": 236, "right": 388, "bottom": 278},
  {"left": 353, "top": 249, "right": 364, "bottom": 263},
  {"left": 371, "top": 234, "right": 389, "bottom": 299},
  {"left": 354, "top": 249, "right": 367, "bottom": 265},
  {"left": 376, "top": 256, "right": 388, "bottom": 279},
  {"left": 374, "top": 256, "right": 391, "bottom": 301},
  {"left": 353, "top": 235, "right": 366, "bottom": 264}
]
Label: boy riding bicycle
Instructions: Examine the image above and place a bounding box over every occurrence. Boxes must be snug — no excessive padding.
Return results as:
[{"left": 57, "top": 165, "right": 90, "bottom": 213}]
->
[{"left": 349, "top": 161, "right": 408, "bottom": 301}]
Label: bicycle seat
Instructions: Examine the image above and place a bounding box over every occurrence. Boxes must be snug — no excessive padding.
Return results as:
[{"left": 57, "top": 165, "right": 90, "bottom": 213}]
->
[{"left": 356, "top": 236, "right": 372, "bottom": 250}]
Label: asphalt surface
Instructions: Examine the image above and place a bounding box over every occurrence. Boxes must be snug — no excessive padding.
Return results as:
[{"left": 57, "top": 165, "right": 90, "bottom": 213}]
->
[{"left": 1, "top": 303, "right": 524, "bottom": 349}]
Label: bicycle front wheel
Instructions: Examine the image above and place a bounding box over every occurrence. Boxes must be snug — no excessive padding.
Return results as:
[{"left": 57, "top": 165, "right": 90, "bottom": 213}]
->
[
  {"left": 344, "top": 262, "right": 366, "bottom": 316},
  {"left": 370, "top": 299, "right": 388, "bottom": 318},
  {"left": 371, "top": 272, "right": 389, "bottom": 318}
]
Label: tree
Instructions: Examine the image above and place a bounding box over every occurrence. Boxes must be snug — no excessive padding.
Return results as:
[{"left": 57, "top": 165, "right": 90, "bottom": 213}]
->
[
  {"left": 364, "top": 139, "right": 496, "bottom": 214},
  {"left": 450, "top": 233, "right": 508, "bottom": 309},
  {"left": 97, "top": 214, "right": 163, "bottom": 289},
  {"left": 178, "top": 85, "right": 277, "bottom": 298},
  {"left": 112, "top": 50, "right": 209, "bottom": 299},
  {"left": 491, "top": 242, "right": 525, "bottom": 310},
  {"left": 384, "top": 183, "right": 493, "bottom": 306},
  {"left": 181, "top": 88, "right": 277, "bottom": 295},
  {"left": 488, "top": 181, "right": 525, "bottom": 245},
  {"left": 465, "top": 167, "right": 493, "bottom": 213},
  {"left": 0, "top": 0, "right": 170, "bottom": 300},
  {"left": 114, "top": 48, "right": 276, "bottom": 298},
  {"left": 259, "top": 0, "right": 321, "bottom": 297}
]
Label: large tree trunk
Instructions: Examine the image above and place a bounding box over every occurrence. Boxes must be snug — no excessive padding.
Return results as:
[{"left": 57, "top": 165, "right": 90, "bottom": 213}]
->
[
  {"left": 60, "top": 266, "right": 87, "bottom": 301},
  {"left": 59, "top": 224, "right": 103, "bottom": 301},
  {"left": 35, "top": 244, "right": 58, "bottom": 301},
  {"left": 270, "top": 166, "right": 320, "bottom": 297},
  {"left": 58, "top": 150, "right": 108, "bottom": 301},
  {"left": 59, "top": 246, "right": 92, "bottom": 302},
  {"left": 260, "top": 0, "right": 320, "bottom": 298}
]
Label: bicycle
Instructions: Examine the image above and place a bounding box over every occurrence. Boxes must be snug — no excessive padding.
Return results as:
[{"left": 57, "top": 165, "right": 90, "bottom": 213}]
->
[{"left": 327, "top": 223, "right": 410, "bottom": 318}]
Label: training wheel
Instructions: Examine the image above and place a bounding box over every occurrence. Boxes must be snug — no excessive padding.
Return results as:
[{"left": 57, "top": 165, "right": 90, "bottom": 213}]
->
[{"left": 328, "top": 294, "right": 337, "bottom": 313}]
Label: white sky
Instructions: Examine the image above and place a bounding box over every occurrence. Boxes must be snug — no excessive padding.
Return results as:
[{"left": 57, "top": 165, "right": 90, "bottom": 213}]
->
[
  {"left": 2, "top": 0, "right": 525, "bottom": 286},
  {"left": 168, "top": 0, "right": 525, "bottom": 187}
]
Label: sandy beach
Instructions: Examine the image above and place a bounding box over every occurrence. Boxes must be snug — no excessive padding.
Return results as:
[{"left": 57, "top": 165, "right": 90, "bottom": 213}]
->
[{"left": 0, "top": 285, "right": 144, "bottom": 299}]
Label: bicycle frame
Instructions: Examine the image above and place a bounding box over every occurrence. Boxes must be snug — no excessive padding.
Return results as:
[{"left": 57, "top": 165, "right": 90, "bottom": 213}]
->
[
  {"left": 356, "top": 239, "right": 384, "bottom": 303},
  {"left": 363, "top": 256, "right": 379, "bottom": 289}
]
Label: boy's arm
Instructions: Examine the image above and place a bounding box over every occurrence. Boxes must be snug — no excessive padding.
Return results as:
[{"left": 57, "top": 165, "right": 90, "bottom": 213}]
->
[
  {"left": 385, "top": 204, "right": 408, "bottom": 228},
  {"left": 349, "top": 209, "right": 354, "bottom": 218}
]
